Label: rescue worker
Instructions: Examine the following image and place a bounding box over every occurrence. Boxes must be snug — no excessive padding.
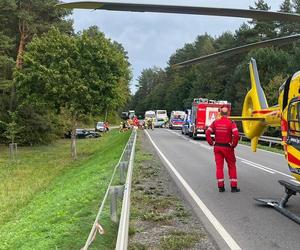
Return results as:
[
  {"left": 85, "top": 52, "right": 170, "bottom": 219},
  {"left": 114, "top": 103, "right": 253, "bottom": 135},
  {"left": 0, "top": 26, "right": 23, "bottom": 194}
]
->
[
  {"left": 206, "top": 106, "right": 240, "bottom": 192},
  {"left": 133, "top": 116, "right": 139, "bottom": 129}
]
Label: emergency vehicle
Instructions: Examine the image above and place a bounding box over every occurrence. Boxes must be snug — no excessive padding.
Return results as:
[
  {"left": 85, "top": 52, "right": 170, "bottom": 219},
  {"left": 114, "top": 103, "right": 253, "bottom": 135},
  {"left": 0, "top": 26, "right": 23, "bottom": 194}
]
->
[
  {"left": 169, "top": 111, "right": 186, "bottom": 129},
  {"left": 190, "top": 98, "right": 231, "bottom": 138}
]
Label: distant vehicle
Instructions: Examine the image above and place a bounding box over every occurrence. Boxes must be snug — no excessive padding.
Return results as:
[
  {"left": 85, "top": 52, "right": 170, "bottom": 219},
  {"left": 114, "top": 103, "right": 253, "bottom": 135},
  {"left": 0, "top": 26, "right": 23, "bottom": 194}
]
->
[
  {"left": 95, "top": 121, "right": 107, "bottom": 132},
  {"left": 145, "top": 110, "right": 155, "bottom": 119},
  {"left": 155, "top": 110, "right": 168, "bottom": 127},
  {"left": 190, "top": 98, "right": 231, "bottom": 139},
  {"left": 65, "top": 129, "right": 100, "bottom": 139},
  {"left": 121, "top": 110, "right": 135, "bottom": 120},
  {"left": 182, "top": 109, "right": 192, "bottom": 135},
  {"left": 128, "top": 110, "right": 135, "bottom": 119},
  {"left": 169, "top": 111, "right": 186, "bottom": 129},
  {"left": 154, "top": 118, "right": 166, "bottom": 128}
]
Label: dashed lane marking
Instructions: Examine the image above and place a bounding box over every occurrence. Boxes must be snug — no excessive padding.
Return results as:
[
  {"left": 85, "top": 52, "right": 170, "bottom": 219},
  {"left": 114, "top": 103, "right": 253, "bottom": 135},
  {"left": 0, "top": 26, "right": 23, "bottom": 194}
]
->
[
  {"left": 240, "top": 160, "right": 275, "bottom": 174},
  {"left": 145, "top": 130, "right": 241, "bottom": 250},
  {"left": 237, "top": 157, "right": 292, "bottom": 178}
]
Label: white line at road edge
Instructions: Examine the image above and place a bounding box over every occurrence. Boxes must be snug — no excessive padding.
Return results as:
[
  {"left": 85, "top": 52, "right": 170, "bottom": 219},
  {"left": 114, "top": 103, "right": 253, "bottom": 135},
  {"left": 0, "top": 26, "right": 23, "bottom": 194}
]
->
[{"left": 144, "top": 130, "right": 241, "bottom": 250}]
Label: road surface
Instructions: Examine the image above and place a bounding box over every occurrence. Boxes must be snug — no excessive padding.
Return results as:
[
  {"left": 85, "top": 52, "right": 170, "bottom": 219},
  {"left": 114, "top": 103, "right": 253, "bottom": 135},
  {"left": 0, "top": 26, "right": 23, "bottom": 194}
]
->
[{"left": 144, "top": 129, "right": 300, "bottom": 250}]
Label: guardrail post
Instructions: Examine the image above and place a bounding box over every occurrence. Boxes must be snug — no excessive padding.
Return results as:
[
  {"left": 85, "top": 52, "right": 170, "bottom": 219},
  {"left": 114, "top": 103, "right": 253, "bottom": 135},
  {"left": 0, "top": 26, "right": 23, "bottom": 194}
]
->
[
  {"left": 269, "top": 141, "right": 272, "bottom": 147},
  {"left": 109, "top": 186, "right": 124, "bottom": 223},
  {"left": 125, "top": 149, "right": 131, "bottom": 160},
  {"left": 119, "top": 161, "right": 128, "bottom": 184}
]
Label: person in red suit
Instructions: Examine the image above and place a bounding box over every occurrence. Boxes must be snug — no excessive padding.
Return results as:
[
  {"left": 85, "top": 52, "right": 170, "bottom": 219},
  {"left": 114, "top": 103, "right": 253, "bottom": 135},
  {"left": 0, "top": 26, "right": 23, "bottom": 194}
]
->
[{"left": 206, "top": 106, "right": 240, "bottom": 192}]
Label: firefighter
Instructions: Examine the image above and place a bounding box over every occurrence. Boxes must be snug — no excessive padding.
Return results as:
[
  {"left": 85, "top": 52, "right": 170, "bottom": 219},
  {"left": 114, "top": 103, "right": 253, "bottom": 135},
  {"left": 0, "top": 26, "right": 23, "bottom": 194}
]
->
[{"left": 206, "top": 106, "right": 240, "bottom": 192}]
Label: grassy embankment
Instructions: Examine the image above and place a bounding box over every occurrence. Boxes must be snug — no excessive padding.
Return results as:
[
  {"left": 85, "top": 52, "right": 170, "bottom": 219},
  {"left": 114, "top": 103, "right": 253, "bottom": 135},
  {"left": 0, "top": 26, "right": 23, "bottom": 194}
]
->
[{"left": 0, "top": 130, "right": 130, "bottom": 250}]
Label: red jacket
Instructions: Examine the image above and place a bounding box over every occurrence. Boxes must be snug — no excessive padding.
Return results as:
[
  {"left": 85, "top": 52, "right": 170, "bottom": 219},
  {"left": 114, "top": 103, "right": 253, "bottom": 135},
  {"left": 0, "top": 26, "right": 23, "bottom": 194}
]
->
[{"left": 206, "top": 116, "right": 239, "bottom": 148}]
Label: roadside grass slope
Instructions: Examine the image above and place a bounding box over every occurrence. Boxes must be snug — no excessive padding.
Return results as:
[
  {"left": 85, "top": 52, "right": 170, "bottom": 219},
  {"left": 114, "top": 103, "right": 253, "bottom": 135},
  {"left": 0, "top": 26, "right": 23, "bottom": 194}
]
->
[{"left": 0, "top": 130, "right": 130, "bottom": 250}]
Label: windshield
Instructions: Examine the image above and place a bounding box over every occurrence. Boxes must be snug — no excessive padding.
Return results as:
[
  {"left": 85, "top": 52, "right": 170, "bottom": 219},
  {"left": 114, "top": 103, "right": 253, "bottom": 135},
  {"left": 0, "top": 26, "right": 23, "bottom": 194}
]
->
[
  {"left": 288, "top": 100, "right": 300, "bottom": 137},
  {"left": 97, "top": 122, "right": 104, "bottom": 126},
  {"left": 157, "top": 111, "right": 166, "bottom": 115},
  {"left": 171, "top": 112, "right": 185, "bottom": 120},
  {"left": 145, "top": 112, "right": 155, "bottom": 118}
]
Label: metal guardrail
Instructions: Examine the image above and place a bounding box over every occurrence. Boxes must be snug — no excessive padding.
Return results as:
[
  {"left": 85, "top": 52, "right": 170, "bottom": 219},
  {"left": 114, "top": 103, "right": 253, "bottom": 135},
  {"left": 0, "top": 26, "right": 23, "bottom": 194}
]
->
[
  {"left": 115, "top": 130, "right": 137, "bottom": 249},
  {"left": 82, "top": 129, "right": 137, "bottom": 250},
  {"left": 239, "top": 132, "right": 282, "bottom": 147}
]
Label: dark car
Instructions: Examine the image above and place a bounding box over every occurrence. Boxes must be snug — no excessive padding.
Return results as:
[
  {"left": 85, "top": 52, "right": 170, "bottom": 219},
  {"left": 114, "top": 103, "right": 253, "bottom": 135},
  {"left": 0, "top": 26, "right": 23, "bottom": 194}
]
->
[{"left": 64, "top": 129, "right": 100, "bottom": 139}]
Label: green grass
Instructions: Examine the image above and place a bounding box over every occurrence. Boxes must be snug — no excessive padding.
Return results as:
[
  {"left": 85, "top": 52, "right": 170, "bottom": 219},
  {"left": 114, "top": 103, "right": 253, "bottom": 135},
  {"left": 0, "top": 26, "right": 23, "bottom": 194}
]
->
[
  {"left": 159, "top": 231, "right": 203, "bottom": 250},
  {"left": 0, "top": 130, "right": 130, "bottom": 250}
]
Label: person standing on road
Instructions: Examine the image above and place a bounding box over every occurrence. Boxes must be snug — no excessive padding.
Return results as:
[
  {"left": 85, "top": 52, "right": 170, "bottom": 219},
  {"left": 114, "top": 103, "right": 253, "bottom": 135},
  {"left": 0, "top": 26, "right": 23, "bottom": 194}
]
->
[{"left": 206, "top": 106, "right": 240, "bottom": 193}]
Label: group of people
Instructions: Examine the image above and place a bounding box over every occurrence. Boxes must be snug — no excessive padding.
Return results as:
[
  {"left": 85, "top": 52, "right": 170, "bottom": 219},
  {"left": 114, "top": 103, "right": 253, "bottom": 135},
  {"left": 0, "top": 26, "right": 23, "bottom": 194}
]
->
[{"left": 119, "top": 116, "right": 140, "bottom": 132}]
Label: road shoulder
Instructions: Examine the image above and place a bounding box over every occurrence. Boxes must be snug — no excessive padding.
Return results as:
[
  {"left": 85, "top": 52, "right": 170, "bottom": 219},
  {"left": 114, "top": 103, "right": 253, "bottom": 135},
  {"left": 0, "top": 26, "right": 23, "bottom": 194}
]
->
[{"left": 129, "top": 131, "right": 217, "bottom": 249}]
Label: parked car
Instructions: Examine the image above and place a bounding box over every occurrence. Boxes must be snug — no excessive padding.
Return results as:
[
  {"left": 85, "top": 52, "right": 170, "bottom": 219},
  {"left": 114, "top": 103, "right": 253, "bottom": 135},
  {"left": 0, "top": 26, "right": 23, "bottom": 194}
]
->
[
  {"left": 95, "top": 121, "right": 107, "bottom": 132},
  {"left": 64, "top": 129, "right": 100, "bottom": 139}
]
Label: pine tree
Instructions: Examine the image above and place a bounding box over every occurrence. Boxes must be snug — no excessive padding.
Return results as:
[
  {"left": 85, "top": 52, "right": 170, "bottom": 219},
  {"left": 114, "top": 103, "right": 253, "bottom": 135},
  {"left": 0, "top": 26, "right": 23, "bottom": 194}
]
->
[{"left": 249, "top": 0, "right": 277, "bottom": 38}]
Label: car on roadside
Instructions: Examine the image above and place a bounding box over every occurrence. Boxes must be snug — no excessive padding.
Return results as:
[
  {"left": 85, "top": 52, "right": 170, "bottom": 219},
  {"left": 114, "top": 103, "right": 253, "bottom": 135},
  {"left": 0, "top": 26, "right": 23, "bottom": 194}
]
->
[
  {"left": 95, "top": 121, "right": 107, "bottom": 132},
  {"left": 64, "top": 129, "right": 100, "bottom": 139}
]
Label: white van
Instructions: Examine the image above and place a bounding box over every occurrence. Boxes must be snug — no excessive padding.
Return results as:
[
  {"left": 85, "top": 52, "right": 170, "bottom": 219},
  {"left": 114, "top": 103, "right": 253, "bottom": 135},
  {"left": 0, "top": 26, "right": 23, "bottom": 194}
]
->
[{"left": 155, "top": 110, "right": 168, "bottom": 128}]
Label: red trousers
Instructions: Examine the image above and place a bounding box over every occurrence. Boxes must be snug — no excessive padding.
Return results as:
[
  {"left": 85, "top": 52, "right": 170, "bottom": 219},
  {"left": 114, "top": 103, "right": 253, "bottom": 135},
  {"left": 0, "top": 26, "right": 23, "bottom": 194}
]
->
[{"left": 213, "top": 146, "right": 237, "bottom": 188}]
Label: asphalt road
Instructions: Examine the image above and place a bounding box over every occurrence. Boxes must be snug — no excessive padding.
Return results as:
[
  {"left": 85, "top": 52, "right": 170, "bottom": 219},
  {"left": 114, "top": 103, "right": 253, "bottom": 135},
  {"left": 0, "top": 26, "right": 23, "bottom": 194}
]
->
[{"left": 144, "top": 128, "right": 300, "bottom": 250}]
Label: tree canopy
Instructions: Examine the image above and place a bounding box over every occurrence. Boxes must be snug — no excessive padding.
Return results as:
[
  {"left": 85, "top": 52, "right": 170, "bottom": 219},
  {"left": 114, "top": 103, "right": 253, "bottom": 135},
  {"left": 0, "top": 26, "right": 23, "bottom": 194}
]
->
[{"left": 14, "top": 27, "right": 131, "bottom": 157}]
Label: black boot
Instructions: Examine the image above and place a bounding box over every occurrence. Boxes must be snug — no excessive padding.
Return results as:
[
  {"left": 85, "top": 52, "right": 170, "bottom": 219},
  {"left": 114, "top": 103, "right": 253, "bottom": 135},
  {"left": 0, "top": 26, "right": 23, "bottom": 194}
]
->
[
  {"left": 219, "top": 187, "right": 225, "bottom": 192},
  {"left": 231, "top": 187, "right": 240, "bottom": 193}
]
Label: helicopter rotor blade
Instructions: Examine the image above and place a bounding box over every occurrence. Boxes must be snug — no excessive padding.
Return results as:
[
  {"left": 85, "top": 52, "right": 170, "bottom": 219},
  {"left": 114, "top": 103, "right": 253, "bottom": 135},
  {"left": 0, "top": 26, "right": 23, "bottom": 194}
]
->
[
  {"left": 173, "top": 34, "right": 300, "bottom": 67},
  {"left": 57, "top": 1, "right": 300, "bottom": 22}
]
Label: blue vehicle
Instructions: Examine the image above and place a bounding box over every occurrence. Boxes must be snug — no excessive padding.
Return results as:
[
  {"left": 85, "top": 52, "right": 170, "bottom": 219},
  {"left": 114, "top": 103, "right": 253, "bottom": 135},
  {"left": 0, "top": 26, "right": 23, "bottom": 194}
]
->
[{"left": 182, "top": 109, "right": 192, "bottom": 135}]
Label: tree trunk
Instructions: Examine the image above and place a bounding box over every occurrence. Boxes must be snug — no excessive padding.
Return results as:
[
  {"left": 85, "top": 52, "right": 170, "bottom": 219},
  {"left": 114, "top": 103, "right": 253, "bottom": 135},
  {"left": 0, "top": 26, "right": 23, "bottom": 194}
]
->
[
  {"left": 10, "top": 20, "right": 28, "bottom": 111},
  {"left": 71, "top": 120, "right": 77, "bottom": 160},
  {"left": 16, "top": 20, "right": 28, "bottom": 69},
  {"left": 105, "top": 108, "right": 108, "bottom": 122}
]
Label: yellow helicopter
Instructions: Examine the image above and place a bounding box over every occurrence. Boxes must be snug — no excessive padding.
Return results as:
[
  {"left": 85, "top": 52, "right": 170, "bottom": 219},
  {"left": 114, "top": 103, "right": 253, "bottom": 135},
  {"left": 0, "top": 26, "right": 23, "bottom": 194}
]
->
[
  {"left": 238, "top": 57, "right": 300, "bottom": 223},
  {"left": 58, "top": 0, "right": 300, "bottom": 223}
]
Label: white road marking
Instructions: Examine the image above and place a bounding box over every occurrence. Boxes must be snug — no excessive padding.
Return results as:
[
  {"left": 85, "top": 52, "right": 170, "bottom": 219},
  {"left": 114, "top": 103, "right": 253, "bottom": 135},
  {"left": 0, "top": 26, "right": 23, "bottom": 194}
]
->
[
  {"left": 145, "top": 130, "right": 241, "bottom": 250},
  {"left": 237, "top": 157, "right": 292, "bottom": 178},
  {"left": 240, "top": 160, "right": 275, "bottom": 174}
]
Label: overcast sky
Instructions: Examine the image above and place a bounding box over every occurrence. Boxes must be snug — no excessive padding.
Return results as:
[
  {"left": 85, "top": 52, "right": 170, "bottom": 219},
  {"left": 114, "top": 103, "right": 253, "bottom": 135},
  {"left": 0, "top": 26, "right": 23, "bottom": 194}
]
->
[{"left": 69, "top": 0, "right": 284, "bottom": 92}]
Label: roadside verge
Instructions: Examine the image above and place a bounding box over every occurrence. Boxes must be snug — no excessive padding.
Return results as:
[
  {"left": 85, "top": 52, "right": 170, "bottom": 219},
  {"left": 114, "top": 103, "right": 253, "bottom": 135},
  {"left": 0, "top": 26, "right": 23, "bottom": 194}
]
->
[{"left": 129, "top": 131, "right": 217, "bottom": 249}]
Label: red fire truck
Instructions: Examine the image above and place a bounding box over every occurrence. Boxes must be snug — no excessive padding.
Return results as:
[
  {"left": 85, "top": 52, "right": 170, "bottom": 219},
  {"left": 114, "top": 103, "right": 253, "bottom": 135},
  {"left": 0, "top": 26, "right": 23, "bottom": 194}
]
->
[{"left": 189, "top": 98, "right": 231, "bottom": 139}]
